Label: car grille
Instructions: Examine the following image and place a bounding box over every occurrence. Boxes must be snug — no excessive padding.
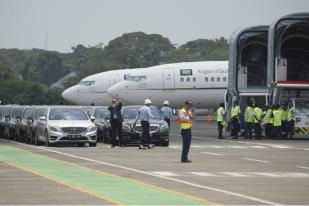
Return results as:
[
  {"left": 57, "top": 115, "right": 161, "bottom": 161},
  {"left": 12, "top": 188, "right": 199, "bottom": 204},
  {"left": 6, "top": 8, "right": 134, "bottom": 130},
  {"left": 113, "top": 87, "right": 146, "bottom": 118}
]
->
[
  {"left": 61, "top": 127, "right": 87, "bottom": 134},
  {"left": 133, "top": 125, "right": 159, "bottom": 133}
]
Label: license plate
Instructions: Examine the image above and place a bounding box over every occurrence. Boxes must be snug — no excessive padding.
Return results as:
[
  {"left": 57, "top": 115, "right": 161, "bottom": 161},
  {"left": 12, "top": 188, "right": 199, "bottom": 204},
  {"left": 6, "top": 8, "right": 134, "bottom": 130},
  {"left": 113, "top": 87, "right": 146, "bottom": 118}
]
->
[{"left": 68, "top": 135, "right": 81, "bottom": 139}]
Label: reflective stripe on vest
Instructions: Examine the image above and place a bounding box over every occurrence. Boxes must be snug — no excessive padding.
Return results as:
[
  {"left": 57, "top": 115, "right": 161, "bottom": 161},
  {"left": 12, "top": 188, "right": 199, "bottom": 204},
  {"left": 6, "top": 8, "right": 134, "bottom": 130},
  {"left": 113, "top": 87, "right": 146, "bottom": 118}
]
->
[
  {"left": 273, "top": 109, "right": 282, "bottom": 127},
  {"left": 216, "top": 107, "right": 224, "bottom": 122},
  {"left": 179, "top": 108, "right": 192, "bottom": 129}
]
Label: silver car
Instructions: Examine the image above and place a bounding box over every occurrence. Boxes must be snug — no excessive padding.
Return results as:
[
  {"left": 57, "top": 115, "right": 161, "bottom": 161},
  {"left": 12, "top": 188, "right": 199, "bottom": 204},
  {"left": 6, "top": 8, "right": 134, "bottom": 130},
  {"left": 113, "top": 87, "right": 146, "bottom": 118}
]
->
[{"left": 36, "top": 107, "right": 97, "bottom": 147}]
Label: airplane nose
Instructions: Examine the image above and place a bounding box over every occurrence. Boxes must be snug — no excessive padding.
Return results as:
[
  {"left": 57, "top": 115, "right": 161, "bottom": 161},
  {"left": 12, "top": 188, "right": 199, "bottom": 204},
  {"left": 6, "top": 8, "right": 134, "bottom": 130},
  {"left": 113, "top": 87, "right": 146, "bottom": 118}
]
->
[{"left": 62, "top": 86, "right": 78, "bottom": 103}]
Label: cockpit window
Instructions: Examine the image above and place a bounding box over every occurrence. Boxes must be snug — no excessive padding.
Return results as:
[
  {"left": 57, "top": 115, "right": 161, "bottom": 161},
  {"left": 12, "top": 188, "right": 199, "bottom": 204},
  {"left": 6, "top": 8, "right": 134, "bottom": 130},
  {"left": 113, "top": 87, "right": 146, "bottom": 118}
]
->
[
  {"left": 78, "top": 81, "right": 95, "bottom": 86},
  {"left": 124, "top": 74, "right": 146, "bottom": 82}
]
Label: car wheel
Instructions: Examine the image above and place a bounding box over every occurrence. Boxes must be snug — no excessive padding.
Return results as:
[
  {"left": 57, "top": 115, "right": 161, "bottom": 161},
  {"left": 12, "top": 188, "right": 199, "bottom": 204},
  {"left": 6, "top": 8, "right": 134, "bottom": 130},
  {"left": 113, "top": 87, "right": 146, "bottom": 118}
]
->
[
  {"left": 161, "top": 140, "right": 169, "bottom": 147},
  {"left": 45, "top": 131, "right": 50, "bottom": 147},
  {"left": 89, "top": 142, "right": 97, "bottom": 147}
]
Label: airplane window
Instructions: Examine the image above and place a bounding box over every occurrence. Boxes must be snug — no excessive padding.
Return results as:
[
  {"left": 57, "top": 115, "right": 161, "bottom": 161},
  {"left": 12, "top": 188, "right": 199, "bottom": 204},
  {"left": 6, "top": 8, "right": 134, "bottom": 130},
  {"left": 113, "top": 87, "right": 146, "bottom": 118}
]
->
[
  {"left": 211, "top": 77, "right": 214, "bottom": 82},
  {"left": 180, "top": 77, "right": 184, "bottom": 82},
  {"left": 193, "top": 77, "right": 196, "bottom": 82},
  {"left": 126, "top": 75, "right": 146, "bottom": 82},
  {"left": 186, "top": 77, "right": 190, "bottom": 82},
  {"left": 223, "top": 77, "right": 227, "bottom": 81},
  {"left": 205, "top": 77, "right": 208, "bottom": 82},
  {"left": 217, "top": 77, "right": 220, "bottom": 82},
  {"left": 78, "top": 81, "right": 95, "bottom": 86}
]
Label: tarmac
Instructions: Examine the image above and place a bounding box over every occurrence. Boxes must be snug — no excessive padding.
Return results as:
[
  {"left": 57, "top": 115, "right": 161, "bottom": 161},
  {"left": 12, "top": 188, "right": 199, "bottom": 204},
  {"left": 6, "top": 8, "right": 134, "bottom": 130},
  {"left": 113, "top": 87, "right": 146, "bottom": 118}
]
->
[{"left": 1, "top": 120, "right": 309, "bottom": 205}]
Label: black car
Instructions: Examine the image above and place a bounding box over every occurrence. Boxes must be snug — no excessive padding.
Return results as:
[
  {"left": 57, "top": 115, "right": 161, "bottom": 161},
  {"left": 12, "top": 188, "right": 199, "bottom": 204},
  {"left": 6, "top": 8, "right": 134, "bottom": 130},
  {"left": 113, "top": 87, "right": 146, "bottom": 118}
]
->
[
  {"left": 85, "top": 106, "right": 111, "bottom": 143},
  {"left": 121, "top": 106, "right": 169, "bottom": 146},
  {"left": 19, "top": 106, "right": 38, "bottom": 144}
]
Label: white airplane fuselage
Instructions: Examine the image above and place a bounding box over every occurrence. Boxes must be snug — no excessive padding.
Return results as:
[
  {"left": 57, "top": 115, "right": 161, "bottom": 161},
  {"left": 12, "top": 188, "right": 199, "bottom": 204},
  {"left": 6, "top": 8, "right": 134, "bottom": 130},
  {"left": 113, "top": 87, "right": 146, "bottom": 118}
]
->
[{"left": 62, "top": 61, "right": 228, "bottom": 108}]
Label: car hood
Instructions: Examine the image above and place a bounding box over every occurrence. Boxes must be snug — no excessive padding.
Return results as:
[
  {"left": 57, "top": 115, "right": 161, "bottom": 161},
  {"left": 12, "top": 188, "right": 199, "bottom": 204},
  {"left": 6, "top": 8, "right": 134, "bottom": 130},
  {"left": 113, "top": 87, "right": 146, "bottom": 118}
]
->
[
  {"left": 48, "top": 120, "right": 94, "bottom": 128},
  {"left": 123, "top": 119, "right": 165, "bottom": 125}
]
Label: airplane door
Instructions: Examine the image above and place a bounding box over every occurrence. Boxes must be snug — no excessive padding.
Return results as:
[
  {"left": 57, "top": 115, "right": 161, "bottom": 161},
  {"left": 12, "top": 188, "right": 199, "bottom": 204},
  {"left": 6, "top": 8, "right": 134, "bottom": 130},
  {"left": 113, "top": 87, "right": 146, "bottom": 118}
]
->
[
  {"left": 163, "top": 68, "right": 175, "bottom": 89},
  {"left": 110, "top": 74, "right": 120, "bottom": 86}
]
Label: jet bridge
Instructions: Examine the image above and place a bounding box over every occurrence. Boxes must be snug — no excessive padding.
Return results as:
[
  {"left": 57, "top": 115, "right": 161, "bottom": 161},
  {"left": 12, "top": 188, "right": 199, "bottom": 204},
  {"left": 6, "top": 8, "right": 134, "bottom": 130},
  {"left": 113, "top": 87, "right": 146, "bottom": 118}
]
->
[
  {"left": 227, "top": 26, "right": 269, "bottom": 117},
  {"left": 267, "top": 13, "right": 309, "bottom": 105}
]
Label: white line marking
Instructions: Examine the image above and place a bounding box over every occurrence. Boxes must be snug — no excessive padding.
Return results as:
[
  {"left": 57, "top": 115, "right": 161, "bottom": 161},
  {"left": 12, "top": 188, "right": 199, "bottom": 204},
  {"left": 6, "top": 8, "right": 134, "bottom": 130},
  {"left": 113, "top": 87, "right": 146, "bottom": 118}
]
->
[
  {"left": 228, "top": 146, "right": 247, "bottom": 149},
  {"left": 150, "top": 171, "right": 179, "bottom": 176},
  {"left": 189, "top": 172, "right": 218, "bottom": 177},
  {"left": 279, "top": 173, "right": 309, "bottom": 178},
  {"left": 253, "top": 173, "right": 282, "bottom": 177},
  {"left": 296, "top": 166, "right": 309, "bottom": 170},
  {"left": 202, "top": 152, "right": 224, "bottom": 156},
  {"left": 248, "top": 146, "right": 267, "bottom": 149},
  {"left": 220, "top": 172, "right": 250, "bottom": 177},
  {"left": 1, "top": 139, "right": 282, "bottom": 205},
  {"left": 243, "top": 158, "right": 270, "bottom": 164}
]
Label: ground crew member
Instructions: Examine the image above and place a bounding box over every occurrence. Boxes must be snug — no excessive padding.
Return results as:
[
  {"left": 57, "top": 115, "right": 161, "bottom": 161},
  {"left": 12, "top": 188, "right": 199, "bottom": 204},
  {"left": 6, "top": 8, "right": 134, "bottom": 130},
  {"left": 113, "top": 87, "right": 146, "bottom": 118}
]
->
[
  {"left": 281, "top": 104, "right": 288, "bottom": 137},
  {"left": 216, "top": 103, "right": 225, "bottom": 139},
  {"left": 160, "top": 100, "right": 173, "bottom": 129},
  {"left": 231, "top": 100, "right": 241, "bottom": 139},
  {"left": 286, "top": 100, "right": 295, "bottom": 139},
  {"left": 177, "top": 100, "right": 193, "bottom": 163},
  {"left": 108, "top": 98, "right": 124, "bottom": 147},
  {"left": 134, "top": 99, "right": 153, "bottom": 149},
  {"left": 253, "top": 103, "right": 262, "bottom": 139},
  {"left": 272, "top": 105, "right": 283, "bottom": 139},
  {"left": 264, "top": 105, "right": 273, "bottom": 139},
  {"left": 244, "top": 101, "right": 254, "bottom": 139}
]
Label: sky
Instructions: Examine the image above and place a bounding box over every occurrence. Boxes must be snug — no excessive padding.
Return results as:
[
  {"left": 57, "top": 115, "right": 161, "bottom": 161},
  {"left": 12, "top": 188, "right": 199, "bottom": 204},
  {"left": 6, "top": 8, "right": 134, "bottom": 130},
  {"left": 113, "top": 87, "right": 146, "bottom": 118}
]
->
[{"left": 0, "top": 0, "right": 308, "bottom": 53}]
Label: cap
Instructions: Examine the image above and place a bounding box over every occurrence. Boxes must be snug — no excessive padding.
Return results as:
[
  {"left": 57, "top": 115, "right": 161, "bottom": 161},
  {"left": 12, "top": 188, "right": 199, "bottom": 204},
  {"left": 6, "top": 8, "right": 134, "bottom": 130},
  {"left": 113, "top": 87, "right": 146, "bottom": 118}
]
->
[
  {"left": 185, "top": 100, "right": 192, "bottom": 105},
  {"left": 144, "top": 99, "right": 152, "bottom": 104},
  {"left": 163, "top": 100, "right": 169, "bottom": 105}
]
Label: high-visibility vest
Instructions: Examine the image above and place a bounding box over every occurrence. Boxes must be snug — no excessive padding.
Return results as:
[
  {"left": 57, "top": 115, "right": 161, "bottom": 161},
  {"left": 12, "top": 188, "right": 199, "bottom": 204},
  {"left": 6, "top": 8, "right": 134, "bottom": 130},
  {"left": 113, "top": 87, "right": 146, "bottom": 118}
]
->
[
  {"left": 273, "top": 109, "right": 282, "bottom": 127},
  {"left": 253, "top": 107, "right": 262, "bottom": 123},
  {"left": 216, "top": 107, "right": 224, "bottom": 122},
  {"left": 287, "top": 108, "right": 294, "bottom": 121},
  {"left": 245, "top": 106, "right": 254, "bottom": 123},
  {"left": 178, "top": 108, "right": 192, "bottom": 129},
  {"left": 265, "top": 109, "right": 272, "bottom": 124},
  {"left": 281, "top": 108, "right": 288, "bottom": 121},
  {"left": 231, "top": 105, "right": 240, "bottom": 119}
]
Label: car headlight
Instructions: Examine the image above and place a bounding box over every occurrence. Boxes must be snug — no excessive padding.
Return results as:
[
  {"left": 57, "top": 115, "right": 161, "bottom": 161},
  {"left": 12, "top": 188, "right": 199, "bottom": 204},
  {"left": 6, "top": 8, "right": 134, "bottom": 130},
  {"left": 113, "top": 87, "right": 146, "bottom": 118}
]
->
[
  {"left": 123, "top": 125, "right": 131, "bottom": 133},
  {"left": 88, "top": 126, "right": 97, "bottom": 132},
  {"left": 160, "top": 124, "right": 169, "bottom": 132},
  {"left": 48, "top": 126, "right": 60, "bottom": 132}
]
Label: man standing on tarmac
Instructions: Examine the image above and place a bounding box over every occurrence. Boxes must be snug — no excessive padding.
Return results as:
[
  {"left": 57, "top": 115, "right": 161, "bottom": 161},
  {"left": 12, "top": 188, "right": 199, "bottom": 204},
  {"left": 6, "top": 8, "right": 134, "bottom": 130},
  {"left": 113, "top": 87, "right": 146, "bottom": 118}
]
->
[
  {"left": 134, "top": 99, "right": 154, "bottom": 149},
  {"left": 264, "top": 105, "right": 273, "bottom": 139},
  {"left": 244, "top": 101, "right": 254, "bottom": 139},
  {"left": 286, "top": 101, "right": 295, "bottom": 139},
  {"left": 231, "top": 101, "right": 241, "bottom": 139},
  {"left": 108, "top": 98, "right": 124, "bottom": 147},
  {"left": 216, "top": 103, "right": 225, "bottom": 139},
  {"left": 272, "top": 105, "right": 283, "bottom": 139},
  {"left": 177, "top": 101, "right": 193, "bottom": 163},
  {"left": 253, "top": 103, "right": 262, "bottom": 139},
  {"left": 160, "top": 100, "right": 173, "bottom": 129}
]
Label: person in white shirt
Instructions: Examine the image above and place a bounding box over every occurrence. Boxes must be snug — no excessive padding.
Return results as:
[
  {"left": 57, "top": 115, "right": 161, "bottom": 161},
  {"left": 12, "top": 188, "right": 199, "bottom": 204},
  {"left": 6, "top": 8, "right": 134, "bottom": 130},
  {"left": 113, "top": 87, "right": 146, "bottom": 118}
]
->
[{"left": 160, "top": 100, "right": 173, "bottom": 129}]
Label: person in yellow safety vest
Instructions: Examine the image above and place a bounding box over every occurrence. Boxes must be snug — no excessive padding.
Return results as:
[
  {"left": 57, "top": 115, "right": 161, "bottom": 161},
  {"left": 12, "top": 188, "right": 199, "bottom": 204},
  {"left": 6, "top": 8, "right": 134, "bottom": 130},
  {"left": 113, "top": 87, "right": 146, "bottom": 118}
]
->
[
  {"left": 264, "top": 105, "right": 273, "bottom": 139},
  {"left": 286, "top": 100, "right": 295, "bottom": 139},
  {"left": 280, "top": 104, "right": 288, "bottom": 137},
  {"left": 177, "top": 100, "right": 193, "bottom": 163},
  {"left": 231, "top": 100, "right": 241, "bottom": 139},
  {"left": 216, "top": 102, "right": 225, "bottom": 139},
  {"left": 244, "top": 101, "right": 254, "bottom": 139},
  {"left": 272, "top": 105, "right": 283, "bottom": 140},
  {"left": 253, "top": 103, "right": 263, "bottom": 139}
]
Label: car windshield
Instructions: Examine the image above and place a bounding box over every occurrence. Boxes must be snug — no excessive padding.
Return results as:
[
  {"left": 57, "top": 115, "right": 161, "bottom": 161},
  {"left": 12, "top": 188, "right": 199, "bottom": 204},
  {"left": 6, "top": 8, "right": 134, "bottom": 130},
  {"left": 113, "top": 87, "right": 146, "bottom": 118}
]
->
[
  {"left": 294, "top": 99, "right": 309, "bottom": 110},
  {"left": 49, "top": 108, "right": 89, "bottom": 120},
  {"left": 122, "top": 107, "right": 161, "bottom": 120},
  {"left": 94, "top": 108, "right": 110, "bottom": 118}
]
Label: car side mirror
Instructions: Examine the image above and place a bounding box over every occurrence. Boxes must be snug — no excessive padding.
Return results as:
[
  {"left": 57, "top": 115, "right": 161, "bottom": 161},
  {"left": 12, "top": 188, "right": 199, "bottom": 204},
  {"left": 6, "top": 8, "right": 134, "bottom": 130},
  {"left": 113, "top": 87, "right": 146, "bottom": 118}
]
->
[
  {"left": 90, "top": 116, "right": 95, "bottom": 122},
  {"left": 39, "top": 116, "right": 47, "bottom": 121}
]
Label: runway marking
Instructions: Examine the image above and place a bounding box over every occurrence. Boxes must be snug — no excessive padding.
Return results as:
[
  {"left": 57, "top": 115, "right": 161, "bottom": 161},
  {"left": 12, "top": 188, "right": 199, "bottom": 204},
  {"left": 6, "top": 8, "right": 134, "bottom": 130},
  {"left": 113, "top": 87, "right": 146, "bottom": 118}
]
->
[
  {"left": 2, "top": 139, "right": 282, "bottom": 205},
  {"left": 202, "top": 152, "right": 224, "bottom": 156},
  {"left": 220, "top": 172, "right": 250, "bottom": 177},
  {"left": 253, "top": 173, "right": 282, "bottom": 177},
  {"left": 189, "top": 172, "right": 218, "bottom": 177},
  {"left": 243, "top": 158, "right": 270, "bottom": 164},
  {"left": 296, "top": 166, "right": 309, "bottom": 170},
  {"left": 150, "top": 171, "right": 180, "bottom": 176},
  {"left": 248, "top": 146, "right": 267, "bottom": 149},
  {"left": 170, "top": 145, "right": 267, "bottom": 149}
]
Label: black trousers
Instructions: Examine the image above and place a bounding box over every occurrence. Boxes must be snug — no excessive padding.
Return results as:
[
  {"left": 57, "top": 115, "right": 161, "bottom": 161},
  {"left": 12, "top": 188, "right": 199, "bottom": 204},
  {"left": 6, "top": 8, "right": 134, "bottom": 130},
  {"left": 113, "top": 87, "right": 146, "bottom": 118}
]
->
[
  {"left": 232, "top": 118, "right": 239, "bottom": 138},
  {"left": 254, "top": 123, "right": 261, "bottom": 139},
  {"left": 245, "top": 122, "right": 253, "bottom": 139},
  {"left": 265, "top": 123, "right": 272, "bottom": 139},
  {"left": 164, "top": 118, "right": 171, "bottom": 129},
  {"left": 181, "top": 128, "right": 192, "bottom": 161},
  {"left": 286, "top": 120, "right": 295, "bottom": 137},
  {"left": 111, "top": 119, "right": 123, "bottom": 146},
  {"left": 141, "top": 120, "right": 150, "bottom": 146},
  {"left": 217, "top": 121, "right": 223, "bottom": 138},
  {"left": 273, "top": 126, "right": 281, "bottom": 139}
]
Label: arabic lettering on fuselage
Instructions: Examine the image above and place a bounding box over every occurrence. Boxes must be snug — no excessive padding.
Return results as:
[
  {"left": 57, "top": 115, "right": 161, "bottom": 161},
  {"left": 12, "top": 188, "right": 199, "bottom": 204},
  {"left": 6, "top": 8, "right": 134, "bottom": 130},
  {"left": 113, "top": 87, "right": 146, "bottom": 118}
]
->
[{"left": 198, "top": 68, "right": 227, "bottom": 75}]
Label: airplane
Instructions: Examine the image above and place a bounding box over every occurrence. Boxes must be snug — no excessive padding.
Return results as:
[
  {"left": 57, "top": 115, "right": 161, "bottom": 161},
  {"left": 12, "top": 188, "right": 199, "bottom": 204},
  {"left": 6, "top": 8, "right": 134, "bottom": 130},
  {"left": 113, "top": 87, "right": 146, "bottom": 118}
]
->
[{"left": 62, "top": 61, "right": 228, "bottom": 109}]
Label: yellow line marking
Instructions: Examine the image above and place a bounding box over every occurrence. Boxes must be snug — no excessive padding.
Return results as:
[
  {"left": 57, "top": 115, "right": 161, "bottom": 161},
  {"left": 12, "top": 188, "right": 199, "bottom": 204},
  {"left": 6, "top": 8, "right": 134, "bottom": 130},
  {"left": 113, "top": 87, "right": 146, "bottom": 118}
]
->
[
  {"left": 0, "top": 158, "right": 124, "bottom": 205},
  {"left": 6, "top": 145, "right": 217, "bottom": 205}
]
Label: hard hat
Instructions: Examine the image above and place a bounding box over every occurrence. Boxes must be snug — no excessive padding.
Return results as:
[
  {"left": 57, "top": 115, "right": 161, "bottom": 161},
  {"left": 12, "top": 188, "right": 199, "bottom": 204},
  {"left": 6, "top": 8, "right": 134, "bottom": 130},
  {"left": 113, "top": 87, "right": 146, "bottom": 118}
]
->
[
  {"left": 163, "top": 100, "right": 169, "bottom": 105},
  {"left": 144, "top": 99, "right": 152, "bottom": 105}
]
